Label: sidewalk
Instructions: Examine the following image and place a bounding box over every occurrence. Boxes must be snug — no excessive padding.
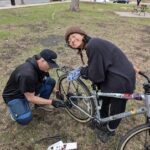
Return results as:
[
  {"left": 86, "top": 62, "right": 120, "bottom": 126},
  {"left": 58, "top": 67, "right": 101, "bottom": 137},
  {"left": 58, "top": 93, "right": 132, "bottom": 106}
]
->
[
  {"left": 0, "top": 1, "right": 69, "bottom": 10},
  {"left": 115, "top": 11, "right": 150, "bottom": 18},
  {"left": 0, "top": 0, "right": 149, "bottom": 10}
]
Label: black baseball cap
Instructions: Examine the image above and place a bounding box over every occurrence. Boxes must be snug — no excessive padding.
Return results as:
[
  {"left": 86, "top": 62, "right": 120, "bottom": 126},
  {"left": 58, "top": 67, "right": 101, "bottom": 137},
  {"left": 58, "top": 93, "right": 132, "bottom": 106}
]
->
[{"left": 40, "top": 49, "right": 59, "bottom": 68}]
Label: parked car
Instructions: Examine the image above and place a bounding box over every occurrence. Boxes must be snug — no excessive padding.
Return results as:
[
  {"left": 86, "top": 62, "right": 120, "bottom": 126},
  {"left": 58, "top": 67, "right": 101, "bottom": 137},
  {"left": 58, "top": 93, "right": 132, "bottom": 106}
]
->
[{"left": 113, "top": 0, "right": 129, "bottom": 4}]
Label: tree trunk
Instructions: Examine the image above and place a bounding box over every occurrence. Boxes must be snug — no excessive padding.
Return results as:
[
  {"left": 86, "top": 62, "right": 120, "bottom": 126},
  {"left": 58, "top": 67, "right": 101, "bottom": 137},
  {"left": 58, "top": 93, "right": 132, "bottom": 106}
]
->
[
  {"left": 10, "top": 0, "right": 15, "bottom": 5},
  {"left": 137, "top": 0, "right": 141, "bottom": 6},
  {"left": 21, "top": 0, "right": 25, "bottom": 4},
  {"left": 70, "top": 0, "right": 80, "bottom": 12}
]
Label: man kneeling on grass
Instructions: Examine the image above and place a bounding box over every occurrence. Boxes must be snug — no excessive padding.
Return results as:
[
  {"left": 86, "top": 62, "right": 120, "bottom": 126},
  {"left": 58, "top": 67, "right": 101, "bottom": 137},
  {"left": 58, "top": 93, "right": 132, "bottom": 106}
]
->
[{"left": 2, "top": 49, "right": 65, "bottom": 125}]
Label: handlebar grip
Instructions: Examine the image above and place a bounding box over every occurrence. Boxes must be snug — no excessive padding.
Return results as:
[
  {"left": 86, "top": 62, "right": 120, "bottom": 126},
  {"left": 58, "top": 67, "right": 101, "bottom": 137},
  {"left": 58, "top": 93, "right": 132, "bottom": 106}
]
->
[
  {"left": 134, "top": 66, "right": 144, "bottom": 75},
  {"left": 134, "top": 66, "right": 140, "bottom": 73},
  {"left": 134, "top": 66, "right": 150, "bottom": 83}
]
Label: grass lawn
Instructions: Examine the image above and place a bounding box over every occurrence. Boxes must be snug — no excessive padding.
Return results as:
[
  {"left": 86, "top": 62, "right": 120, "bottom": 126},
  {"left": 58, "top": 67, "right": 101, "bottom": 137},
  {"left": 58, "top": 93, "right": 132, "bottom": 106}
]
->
[{"left": 0, "top": 2, "right": 150, "bottom": 150}]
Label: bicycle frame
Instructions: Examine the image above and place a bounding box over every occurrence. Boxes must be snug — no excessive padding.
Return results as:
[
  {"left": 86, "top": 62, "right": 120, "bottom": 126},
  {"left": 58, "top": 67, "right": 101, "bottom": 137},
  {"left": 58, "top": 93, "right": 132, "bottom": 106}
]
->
[
  {"left": 69, "top": 91, "right": 149, "bottom": 124},
  {"left": 57, "top": 66, "right": 150, "bottom": 124}
]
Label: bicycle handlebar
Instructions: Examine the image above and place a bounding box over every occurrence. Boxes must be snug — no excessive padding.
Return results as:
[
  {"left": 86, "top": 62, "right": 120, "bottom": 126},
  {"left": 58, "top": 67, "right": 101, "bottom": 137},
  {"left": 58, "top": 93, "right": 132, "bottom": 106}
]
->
[
  {"left": 57, "top": 66, "right": 150, "bottom": 83},
  {"left": 134, "top": 66, "right": 150, "bottom": 83}
]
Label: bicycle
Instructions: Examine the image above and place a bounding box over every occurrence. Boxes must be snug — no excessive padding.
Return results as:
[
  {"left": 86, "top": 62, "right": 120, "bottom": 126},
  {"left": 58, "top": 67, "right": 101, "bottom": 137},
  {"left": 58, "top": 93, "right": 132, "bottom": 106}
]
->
[{"left": 56, "top": 66, "right": 150, "bottom": 150}]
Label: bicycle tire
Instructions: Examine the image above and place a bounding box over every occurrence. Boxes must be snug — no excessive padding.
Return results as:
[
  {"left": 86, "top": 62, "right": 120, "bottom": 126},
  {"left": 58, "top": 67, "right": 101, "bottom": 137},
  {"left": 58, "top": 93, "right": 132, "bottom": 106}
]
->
[
  {"left": 57, "top": 74, "right": 95, "bottom": 123},
  {"left": 117, "top": 123, "right": 150, "bottom": 150}
]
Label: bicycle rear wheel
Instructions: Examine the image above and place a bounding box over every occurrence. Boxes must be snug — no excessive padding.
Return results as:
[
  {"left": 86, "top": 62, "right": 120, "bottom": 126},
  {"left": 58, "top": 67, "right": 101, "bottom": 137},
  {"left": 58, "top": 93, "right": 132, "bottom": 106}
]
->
[
  {"left": 118, "top": 123, "right": 150, "bottom": 150},
  {"left": 57, "top": 74, "right": 95, "bottom": 123}
]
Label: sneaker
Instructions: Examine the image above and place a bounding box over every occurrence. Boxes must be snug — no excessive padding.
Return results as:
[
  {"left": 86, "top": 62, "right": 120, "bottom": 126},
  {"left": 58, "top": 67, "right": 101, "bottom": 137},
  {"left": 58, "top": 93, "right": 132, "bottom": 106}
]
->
[
  {"left": 8, "top": 109, "right": 16, "bottom": 121},
  {"left": 34, "top": 104, "right": 43, "bottom": 109},
  {"left": 10, "top": 113, "right": 15, "bottom": 121},
  {"left": 34, "top": 104, "right": 53, "bottom": 111},
  {"left": 95, "top": 125, "right": 115, "bottom": 143}
]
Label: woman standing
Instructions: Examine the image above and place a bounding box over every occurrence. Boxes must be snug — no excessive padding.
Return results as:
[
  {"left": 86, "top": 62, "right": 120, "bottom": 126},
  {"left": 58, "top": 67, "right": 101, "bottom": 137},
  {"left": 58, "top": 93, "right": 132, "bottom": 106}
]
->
[{"left": 65, "top": 26, "right": 136, "bottom": 143}]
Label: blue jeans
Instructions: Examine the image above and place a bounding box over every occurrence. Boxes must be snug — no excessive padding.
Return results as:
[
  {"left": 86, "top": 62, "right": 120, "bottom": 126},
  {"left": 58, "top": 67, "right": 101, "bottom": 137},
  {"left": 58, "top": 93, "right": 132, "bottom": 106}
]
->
[{"left": 7, "top": 77, "right": 56, "bottom": 125}]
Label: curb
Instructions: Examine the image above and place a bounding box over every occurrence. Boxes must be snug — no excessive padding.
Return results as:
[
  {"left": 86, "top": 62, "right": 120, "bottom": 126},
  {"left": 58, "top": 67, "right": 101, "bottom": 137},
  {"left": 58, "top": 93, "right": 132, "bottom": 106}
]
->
[{"left": 0, "top": 1, "right": 70, "bottom": 10}]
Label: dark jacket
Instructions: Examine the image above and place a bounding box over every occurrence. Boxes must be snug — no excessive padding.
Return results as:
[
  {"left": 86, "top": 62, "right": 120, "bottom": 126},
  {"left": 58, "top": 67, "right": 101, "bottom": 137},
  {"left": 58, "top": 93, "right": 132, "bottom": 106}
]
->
[
  {"left": 80, "top": 38, "right": 136, "bottom": 93},
  {"left": 2, "top": 56, "right": 49, "bottom": 103}
]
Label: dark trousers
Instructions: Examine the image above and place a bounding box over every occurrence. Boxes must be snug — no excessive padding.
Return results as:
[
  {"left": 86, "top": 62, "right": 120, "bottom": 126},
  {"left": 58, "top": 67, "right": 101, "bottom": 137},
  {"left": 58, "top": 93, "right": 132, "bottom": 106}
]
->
[{"left": 100, "top": 97, "right": 127, "bottom": 130}]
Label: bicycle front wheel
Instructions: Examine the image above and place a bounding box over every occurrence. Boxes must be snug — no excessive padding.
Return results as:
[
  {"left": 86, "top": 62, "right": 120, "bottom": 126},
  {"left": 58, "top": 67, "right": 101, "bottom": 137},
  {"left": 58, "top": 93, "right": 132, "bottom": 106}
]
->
[
  {"left": 118, "top": 123, "right": 150, "bottom": 150},
  {"left": 57, "top": 74, "right": 95, "bottom": 123}
]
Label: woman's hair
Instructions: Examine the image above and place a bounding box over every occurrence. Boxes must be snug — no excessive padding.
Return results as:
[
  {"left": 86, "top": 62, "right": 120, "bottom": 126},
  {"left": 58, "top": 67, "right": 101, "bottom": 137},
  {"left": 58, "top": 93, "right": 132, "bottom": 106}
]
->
[
  {"left": 77, "top": 35, "right": 91, "bottom": 65},
  {"left": 77, "top": 49, "right": 85, "bottom": 65}
]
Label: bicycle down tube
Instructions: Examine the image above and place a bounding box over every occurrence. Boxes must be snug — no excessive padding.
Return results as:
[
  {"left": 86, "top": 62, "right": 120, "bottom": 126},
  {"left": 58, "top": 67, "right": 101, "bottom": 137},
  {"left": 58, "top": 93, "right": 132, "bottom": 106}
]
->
[
  {"left": 57, "top": 66, "right": 150, "bottom": 124},
  {"left": 68, "top": 92, "right": 148, "bottom": 123}
]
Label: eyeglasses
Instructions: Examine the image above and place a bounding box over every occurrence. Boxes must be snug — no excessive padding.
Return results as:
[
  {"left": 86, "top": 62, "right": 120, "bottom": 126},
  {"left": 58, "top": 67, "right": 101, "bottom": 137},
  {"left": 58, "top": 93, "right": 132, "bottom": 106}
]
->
[{"left": 68, "top": 35, "right": 80, "bottom": 46}]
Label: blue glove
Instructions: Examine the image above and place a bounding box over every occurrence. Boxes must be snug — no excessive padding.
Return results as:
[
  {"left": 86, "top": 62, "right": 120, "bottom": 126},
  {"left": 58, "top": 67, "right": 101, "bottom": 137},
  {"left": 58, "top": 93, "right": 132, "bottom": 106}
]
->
[{"left": 67, "top": 67, "right": 81, "bottom": 81}]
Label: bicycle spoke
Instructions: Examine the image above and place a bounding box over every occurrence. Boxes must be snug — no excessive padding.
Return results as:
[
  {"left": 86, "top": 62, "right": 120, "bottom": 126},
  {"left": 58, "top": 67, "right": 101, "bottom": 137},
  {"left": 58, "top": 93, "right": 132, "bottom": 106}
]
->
[
  {"left": 58, "top": 74, "right": 95, "bottom": 123},
  {"left": 60, "top": 79, "right": 68, "bottom": 96},
  {"left": 144, "top": 129, "right": 150, "bottom": 150},
  {"left": 72, "top": 80, "right": 79, "bottom": 93},
  {"left": 67, "top": 81, "right": 71, "bottom": 94}
]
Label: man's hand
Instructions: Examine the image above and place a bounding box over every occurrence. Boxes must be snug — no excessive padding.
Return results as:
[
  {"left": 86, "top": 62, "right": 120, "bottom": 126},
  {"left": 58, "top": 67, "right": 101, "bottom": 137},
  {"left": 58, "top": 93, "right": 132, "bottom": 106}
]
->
[
  {"left": 51, "top": 99, "right": 65, "bottom": 108},
  {"left": 67, "top": 67, "right": 81, "bottom": 81},
  {"left": 56, "top": 91, "right": 64, "bottom": 100}
]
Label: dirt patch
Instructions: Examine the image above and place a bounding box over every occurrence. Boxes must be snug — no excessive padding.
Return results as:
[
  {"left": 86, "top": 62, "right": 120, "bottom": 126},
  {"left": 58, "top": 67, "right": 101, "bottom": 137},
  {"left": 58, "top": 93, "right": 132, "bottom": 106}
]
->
[
  {"left": 140, "top": 25, "right": 150, "bottom": 34},
  {"left": 0, "top": 24, "right": 18, "bottom": 30},
  {"left": 0, "top": 33, "right": 41, "bottom": 61},
  {"left": 20, "top": 22, "right": 49, "bottom": 33},
  {"left": 37, "top": 35, "right": 64, "bottom": 47}
]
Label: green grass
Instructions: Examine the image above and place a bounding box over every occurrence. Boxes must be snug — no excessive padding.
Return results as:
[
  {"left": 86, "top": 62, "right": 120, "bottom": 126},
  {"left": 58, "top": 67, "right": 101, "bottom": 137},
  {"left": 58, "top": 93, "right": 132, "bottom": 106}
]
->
[
  {"left": 0, "top": 3, "right": 149, "bottom": 40},
  {"left": 0, "top": 2, "right": 150, "bottom": 150}
]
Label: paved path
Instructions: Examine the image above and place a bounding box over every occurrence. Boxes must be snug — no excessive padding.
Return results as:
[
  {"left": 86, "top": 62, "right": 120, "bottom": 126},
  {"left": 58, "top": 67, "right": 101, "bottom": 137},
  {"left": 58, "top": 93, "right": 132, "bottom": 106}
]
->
[
  {"left": 0, "top": 1, "right": 69, "bottom": 10},
  {"left": 115, "top": 11, "right": 150, "bottom": 18},
  {"left": 0, "top": 0, "right": 150, "bottom": 14}
]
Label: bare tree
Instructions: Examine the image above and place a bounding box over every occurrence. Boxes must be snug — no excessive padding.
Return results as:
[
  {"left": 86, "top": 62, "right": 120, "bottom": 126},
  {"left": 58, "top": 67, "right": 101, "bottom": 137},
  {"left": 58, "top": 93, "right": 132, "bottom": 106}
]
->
[{"left": 70, "top": 0, "right": 80, "bottom": 12}]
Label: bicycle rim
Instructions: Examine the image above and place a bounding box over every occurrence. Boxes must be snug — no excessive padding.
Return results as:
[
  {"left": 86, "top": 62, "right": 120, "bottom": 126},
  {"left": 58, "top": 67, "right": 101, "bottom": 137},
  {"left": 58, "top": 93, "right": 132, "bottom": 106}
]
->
[
  {"left": 58, "top": 74, "right": 95, "bottom": 123},
  {"left": 118, "top": 123, "right": 150, "bottom": 150}
]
